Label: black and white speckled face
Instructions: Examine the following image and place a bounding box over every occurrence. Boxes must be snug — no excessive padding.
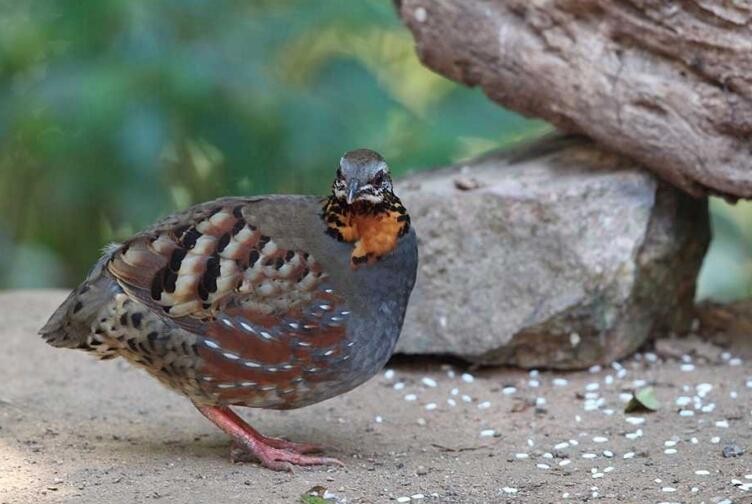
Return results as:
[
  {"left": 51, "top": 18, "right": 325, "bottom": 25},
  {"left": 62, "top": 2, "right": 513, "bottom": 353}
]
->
[{"left": 332, "top": 148, "right": 393, "bottom": 205}]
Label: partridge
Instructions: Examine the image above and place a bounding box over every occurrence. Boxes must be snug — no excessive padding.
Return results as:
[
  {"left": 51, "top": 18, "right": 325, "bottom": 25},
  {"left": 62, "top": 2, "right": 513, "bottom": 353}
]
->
[{"left": 40, "top": 149, "right": 418, "bottom": 471}]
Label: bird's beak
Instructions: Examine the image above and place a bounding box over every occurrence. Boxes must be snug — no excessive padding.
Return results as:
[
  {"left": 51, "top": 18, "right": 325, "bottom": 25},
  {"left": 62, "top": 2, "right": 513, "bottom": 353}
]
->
[{"left": 346, "top": 179, "right": 360, "bottom": 205}]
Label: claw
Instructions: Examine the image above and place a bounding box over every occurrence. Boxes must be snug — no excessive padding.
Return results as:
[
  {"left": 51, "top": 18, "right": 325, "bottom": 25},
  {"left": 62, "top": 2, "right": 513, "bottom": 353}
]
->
[{"left": 195, "top": 404, "right": 342, "bottom": 471}]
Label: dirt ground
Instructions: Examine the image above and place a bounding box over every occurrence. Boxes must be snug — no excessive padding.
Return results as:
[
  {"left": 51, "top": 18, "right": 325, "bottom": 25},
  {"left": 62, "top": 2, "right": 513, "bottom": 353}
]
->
[{"left": 2, "top": 291, "right": 751, "bottom": 504}]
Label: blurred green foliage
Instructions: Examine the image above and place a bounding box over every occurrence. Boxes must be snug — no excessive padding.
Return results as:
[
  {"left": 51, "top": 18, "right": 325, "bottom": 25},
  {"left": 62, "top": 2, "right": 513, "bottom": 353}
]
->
[
  {"left": 0, "top": 0, "right": 745, "bottom": 302},
  {"left": 0, "top": 0, "right": 543, "bottom": 288},
  {"left": 697, "top": 199, "right": 752, "bottom": 302}
]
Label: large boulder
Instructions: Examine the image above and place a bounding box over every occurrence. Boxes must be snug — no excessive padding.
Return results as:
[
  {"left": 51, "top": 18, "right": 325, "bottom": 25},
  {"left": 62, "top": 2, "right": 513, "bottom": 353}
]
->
[{"left": 395, "top": 136, "right": 709, "bottom": 369}]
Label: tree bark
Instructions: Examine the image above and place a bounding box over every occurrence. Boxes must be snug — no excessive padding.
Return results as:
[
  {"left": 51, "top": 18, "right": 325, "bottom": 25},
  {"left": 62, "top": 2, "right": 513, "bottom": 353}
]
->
[{"left": 396, "top": 0, "right": 752, "bottom": 198}]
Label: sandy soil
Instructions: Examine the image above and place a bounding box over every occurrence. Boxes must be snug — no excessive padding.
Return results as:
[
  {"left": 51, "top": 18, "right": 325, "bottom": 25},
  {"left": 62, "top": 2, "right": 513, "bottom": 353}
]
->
[{"left": 1, "top": 290, "right": 751, "bottom": 504}]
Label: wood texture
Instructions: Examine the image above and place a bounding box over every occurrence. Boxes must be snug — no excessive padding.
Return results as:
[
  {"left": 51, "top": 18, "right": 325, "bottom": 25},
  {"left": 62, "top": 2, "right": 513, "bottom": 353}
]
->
[{"left": 397, "top": 0, "right": 752, "bottom": 198}]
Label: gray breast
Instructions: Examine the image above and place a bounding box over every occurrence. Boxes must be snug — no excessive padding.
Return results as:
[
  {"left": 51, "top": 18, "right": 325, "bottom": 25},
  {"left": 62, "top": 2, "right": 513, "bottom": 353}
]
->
[{"left": 317, "top": 229, "right": 418, "bottom": 401}]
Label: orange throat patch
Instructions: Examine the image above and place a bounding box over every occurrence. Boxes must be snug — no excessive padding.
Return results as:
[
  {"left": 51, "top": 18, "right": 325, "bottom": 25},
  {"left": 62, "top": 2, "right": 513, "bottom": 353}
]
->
[{"left": 323, "top": 195, "right": 410, "bottom": 267}]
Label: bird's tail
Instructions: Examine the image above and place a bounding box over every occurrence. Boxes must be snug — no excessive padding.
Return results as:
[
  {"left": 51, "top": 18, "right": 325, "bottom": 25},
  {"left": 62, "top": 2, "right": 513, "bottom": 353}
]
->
[{"left": 39, "top": 246, "right": 122, "bottom": 350}]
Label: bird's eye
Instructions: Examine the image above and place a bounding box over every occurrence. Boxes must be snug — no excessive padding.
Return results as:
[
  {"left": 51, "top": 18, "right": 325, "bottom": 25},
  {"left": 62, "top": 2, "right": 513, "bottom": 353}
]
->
[
  {"left": 336, "top": 168, "right": 343, "bottom": 178},
  {"left": 373, "top": 171, "right": 385, "bottom": 185}
]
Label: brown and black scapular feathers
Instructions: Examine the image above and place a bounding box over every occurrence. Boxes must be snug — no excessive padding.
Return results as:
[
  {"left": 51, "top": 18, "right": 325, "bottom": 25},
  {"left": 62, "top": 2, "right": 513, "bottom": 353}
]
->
[{"left": 39, "top": 149, "right": 418, "bottom": 472}]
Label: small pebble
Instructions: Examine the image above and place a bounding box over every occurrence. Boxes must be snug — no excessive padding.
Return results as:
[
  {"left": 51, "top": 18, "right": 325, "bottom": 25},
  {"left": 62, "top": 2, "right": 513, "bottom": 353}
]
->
[
  {"left": 421, "top": 377, "right": 437, "bottom": 388},
  {"left": 397, "top": 497, "right": 410, "bottom": 503},
  {"left": 679, "top": 410, "right": 695, "bottom": 417},
  {"left": 514, "top": 453, "right": 529, "bottom": 459},
  {"left": 555, "top": 442, "right": 570, "bottom": 450},
  {"left": 680, "top": 363, "right": 695, "bottom": 372},
  {"left": 623, "top": 452, "right": 635, "bottom": 459},
  {"left": 394, "top": 382, "right": 405, "bottom": 391},
  {"left": 411, "top": 494, "right": 425, "bottom": 500},
  {"left": 664, "top": 449, "right": 677, "bottom": 455},
  {"left": 696, "top": 383, "right": 712, "bottom": 397},
  {"left": 625, "top": 416, "right": 645, "bottom": 425},
  {"left": 424, "top": 402, "right": 437, "bottom": 411},
  {"left": 722, "top": 444, "right": 744, "bottom": 458},
  {"left": 374, "top": 416, "right": 383, "bottom": 423},
  {"left": 586, "top": 383, "right": 600, "bottom": 391},
  {"left": 715, "top": 420, "right": 729, "bottom": 428},
  {"left": 729, "top": 357, "right": 742, "bottom": 366},
  {"left": 480, "top": 429, "right": 495, "bottom": 438},
  {"left": 450, "top": 387, "right": 459, "bottom": 396},
  {"left": 559, "top": 459, "right": 571, "bottom": 466},
  {"left": 553, "top": 378, "right": 569, "bottom": 387},
  {"left": 589, "top": 365, "right": 602, "bottom": 373},
  {"left": 461, "top": 373, "right": 474, "bottom": 384},
  {"left": 662, "top": 487, "right": 676, "bottom": 493},
  {"left": 384, "top": 369, "right": 395, "bottom": 380},
  {"left": 536, "top": 463, "right": 550, "bottom": 470},
  {"left": 447, "top": 398, "right": 456, "bottom": 407},
  {"left": 462, "top": 395, "right": 472, "bottom": 403},
  {"left": 625, "top": 429, "right": 643, "bottom": 440},
  {"left": 582, "top": 453, "right": 597, "bottom": 459},
  {"left": 664, "top": 440, "right": 677, "bottom": 447},
  {"left": 603, "top": 450, "right": 613, "bottom": 458},
  {"left": 528, "top": 379, "right": 540, "bottom": 388},
  {"left": 477, "top": 401, "right": 491, "bottom": 410},
  {"left": 711, "top": 436, "right": 721, "bottom": 444},
  {"left": 404, "top": 394, "right": 417, "bottom": 402},
  {"left": 675, "top": 396, "right": 691, "bottom": 407},
  {"left": 593, "top": 436, "right": 608, "bottom": 444},
  {"left": 694, "top": 470, "right": 710, "bottom": 476},
  {"left": 501, "top": 487, "right": 517, "bottom": 495},
  {"left": 502, "top": 386, "right": 517, "bottom": 395}
]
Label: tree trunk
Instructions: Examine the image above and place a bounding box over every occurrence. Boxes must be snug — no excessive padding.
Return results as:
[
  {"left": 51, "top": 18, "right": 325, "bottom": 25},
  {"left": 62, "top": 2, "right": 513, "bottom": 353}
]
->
[{"left": 396, "top": 0, "right": 752, "bottom": 198}]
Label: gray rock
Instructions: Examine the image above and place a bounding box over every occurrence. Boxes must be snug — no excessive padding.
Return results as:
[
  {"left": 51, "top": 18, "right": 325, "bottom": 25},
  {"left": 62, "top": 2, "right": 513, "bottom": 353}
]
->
[
  {"left": 395, "top": 136, "right": 709, "bottom": 369},
  {"left": 722, "top": 444, "right": 744, "bottom": 458}
]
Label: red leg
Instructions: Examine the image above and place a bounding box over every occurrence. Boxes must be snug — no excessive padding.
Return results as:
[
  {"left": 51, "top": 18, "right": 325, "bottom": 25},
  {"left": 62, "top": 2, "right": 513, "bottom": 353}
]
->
[
  {"left": 194, "top": 404, "right": 343, "bottom": 472},
  {"left": 220, "top": 407, "right": 323, "bottom": 455}
]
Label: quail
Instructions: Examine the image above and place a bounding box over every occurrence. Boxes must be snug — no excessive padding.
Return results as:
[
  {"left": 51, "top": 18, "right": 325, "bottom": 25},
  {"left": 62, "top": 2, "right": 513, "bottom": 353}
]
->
[{"left": 40, "top": 149, "right": 418, "bottom": 471}]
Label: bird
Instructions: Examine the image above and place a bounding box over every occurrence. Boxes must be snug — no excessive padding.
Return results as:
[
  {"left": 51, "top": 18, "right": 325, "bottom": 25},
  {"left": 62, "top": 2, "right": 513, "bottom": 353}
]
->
[{"left": 39, "top": 149, "right": 418, "bottom": 471}]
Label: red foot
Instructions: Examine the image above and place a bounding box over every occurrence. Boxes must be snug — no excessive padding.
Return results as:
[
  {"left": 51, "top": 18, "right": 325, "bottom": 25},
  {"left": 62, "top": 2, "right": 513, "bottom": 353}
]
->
[{"left": 195, "top": 404, "right": 343, "bottom": 472}]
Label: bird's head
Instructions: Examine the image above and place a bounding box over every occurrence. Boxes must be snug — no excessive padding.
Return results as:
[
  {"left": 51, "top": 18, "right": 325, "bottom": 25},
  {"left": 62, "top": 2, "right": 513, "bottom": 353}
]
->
[
  {"left": 323, "top": 149, "right": 410, "bottom": 266},
  {"left": 331, "top": 149, "right": 393, "bottom": 208}
]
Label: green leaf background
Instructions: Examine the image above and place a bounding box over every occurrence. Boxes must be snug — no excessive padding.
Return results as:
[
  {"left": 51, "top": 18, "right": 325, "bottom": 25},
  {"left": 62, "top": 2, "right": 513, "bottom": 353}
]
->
[{"left": 0, "top": 0, "right": 745, "bottom": 302}]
